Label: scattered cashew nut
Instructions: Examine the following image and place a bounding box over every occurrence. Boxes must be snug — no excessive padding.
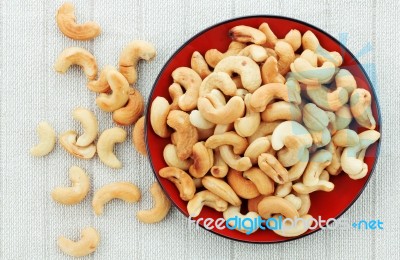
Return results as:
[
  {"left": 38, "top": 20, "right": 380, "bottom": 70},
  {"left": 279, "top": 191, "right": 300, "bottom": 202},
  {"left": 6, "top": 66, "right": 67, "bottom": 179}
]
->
[
  {"left": 30, "top": 121, "right": 56, "bottom": 157},
  {"left": 97, "top": 127, "right": 127, "bottom": 169},
  {"left": 136, "top": 182, "right": 171, "bottom": 224}
]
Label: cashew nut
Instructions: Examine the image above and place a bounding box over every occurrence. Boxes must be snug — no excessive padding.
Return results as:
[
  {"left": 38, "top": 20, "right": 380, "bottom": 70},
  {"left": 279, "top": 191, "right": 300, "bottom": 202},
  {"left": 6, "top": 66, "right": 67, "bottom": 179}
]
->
[
  {"left": 163, "top": 144, "right": 193, "bottom": 170},
  {"left": 159, "top": 167, "right": 196, "bottom": 201},
  {"left": 119, "top": 40, "right": 156, "bottom": 84},
  {"left": 136, "top": 182, "right": 171, "bottom": 224},
  {"left": 150, "top": 97, "right": 172, "bottom": 138},
  {"left": 275, "top": 181, "right": 293, "bottom": 198},
  {"left": 300, "top": 49, "right": 318, "bottom": 67},
  {"left": 295, "top": 192, "right": 311, "bottom": 216},
  {"left": 303, "top": 149, "right": 332, "bottom": 186},
  {"left": 247, "top": 195, "right": 267, "bottom": 214},
  {"left": 244, "top": 136, "right": 271, "bottom": 164},
  {"left": 292, "top": 180, "right": 334, "bottom": 194},
  {"left": 261, "top": 101, "right": 302, "bottom": 123},
  {"left": 171, "top": 67, "right": 202, "bottom": 111},
  {"left": 199, "top": 72, "right": 237, "bottom": 97},
  {"left": 227, "top": 168, "right": 260, "bottom": 199},
  {"left": 56, "top": 3, "right": 101, "bottom": 40},
  {"left": 202, "top": 176, "right": 242, "bottom": 206},
  {"left": 247, "top": 121, "right": 281, "bottom": 144},
  {"left": 210, "top": 149, "right": 229, "bottom": 178},
  {"left": 238, "top": 44, "right": 268, "bottom": 62},
  {"left": 306, "top": 84, "right": 349, "bottom": 111},
  {"left": 261, "top": 56, "right": 286, "bottom": 84},
  {"left": 57, "top": 227, "right": 99, "bottom": 257},
  {"left": 350, "top": 88, "right": 376, "bottom": 130},
  {"left": 113, "top": 88, "right": 144, "bottom": 126},
  {"left": 290, "top": 57, "right": 336, "bottom": 85},
  {"left": 187, "top": 190, "right": 228, "bottom": 217},
  {"left": 258, "top": 153, "right": 289, "bottom": 184},
  {"left": 234, "top": 94, "right": 261, "bottom": 137},
  {"left": 169, "top": 83, "right": 184, "bottom": 110},
  {"left": 325, "top": 141, "right": 343, "bottom": 176},
  {"left": 97, "top": 127, "right": 127, "bottom": 169},
  {"left": 302, "top": 103, "right": 329, "bottom": 131},
  {"left": 259, "top": 23, "right": 301, "bottom": 51},
  {"left": 258, "top": 196, "right": 299, "bottom": 219},
  {"left": 271, "top": 214, "right": 312, "bottom": 237},
  {"left": 87, "top": 65, "right": 112, "bottom": 93},
  {"left": 250, "top": 83, "right": 301, "bottom": 111},
  {"left": 271, "top": 121, "right": 313, "bottom": 151},
  {"left": 277, "top": 135, "right": 308, "bottom": 167},
  {"left": 284, "top": 194, "right": 302, "bottom": 210},
  {"left": 54, "top": 47, "right": 97, "bottom": 80},
  {"left": 189, "top": 142, "right": 213, "bottom": 178},
  {"left": 288, "top": 149, "right": 309, "bottom": 181},
  {"left": 92, "top": 182, "right": 141, "bottom": 215},
  {"left": 275, "top": 40, "right": 295, "bottom": 76},
  {"left": 30, "top": 121, "right": 56, "bottom": 157},
  {"left": 132, "top": 116, "right": 147, "bottom": 156},
  {"left": 197, "top": 95, "right": 245, "bottom": 124},
  {"left": 332, "top": 129, "right": 359, "bottom": 147},
  {"left": 243, "top": 167, "right": 274, "bottom": 196},
  {"left": 335, "top": 105, "right": 353, "bottom": 130},
  {"left": 229, "top": 25, "right": 266, "bottom": 44},
  {"left": 219, "top": 145, "right": 252, "bottom": 171},
  {"left": 189, "top": 110, "right": 215, "bottom": 130},
  {"left": 205, "top": 41, "right": 246, "bottom": 68},
  {"left": 191, "top": 51, "right": 212, "bottom": 79},
  {"left": 308, "top": 127, "right": 332, "bottom": 147},
  {"left": 73, "top": 108, "right": 98, "bottom": 147},
  {"left": 335, "top": 69, "right": 357, "bottom": 95},
  {"left": 60, "top": 130, "right": 96, "bottom": 159},
  {"left": 223, "top": 206, "right": 259, "bottom": 234},
  {"left": 51, "top": 166, "right": 90, "bottom": 205}
]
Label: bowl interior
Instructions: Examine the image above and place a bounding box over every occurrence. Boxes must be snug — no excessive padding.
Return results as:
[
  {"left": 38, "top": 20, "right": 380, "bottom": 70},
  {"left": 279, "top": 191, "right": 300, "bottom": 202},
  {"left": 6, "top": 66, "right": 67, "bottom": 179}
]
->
[{"left": 146, "top": 16, "right": 381, "bottom": 243}]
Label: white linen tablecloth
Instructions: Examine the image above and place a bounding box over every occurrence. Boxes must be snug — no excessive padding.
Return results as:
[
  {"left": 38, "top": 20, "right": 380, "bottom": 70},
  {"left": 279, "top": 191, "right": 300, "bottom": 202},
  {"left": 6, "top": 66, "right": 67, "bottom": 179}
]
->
[{"left": 1, "top": 0, "right": 399, "bottom": 259}]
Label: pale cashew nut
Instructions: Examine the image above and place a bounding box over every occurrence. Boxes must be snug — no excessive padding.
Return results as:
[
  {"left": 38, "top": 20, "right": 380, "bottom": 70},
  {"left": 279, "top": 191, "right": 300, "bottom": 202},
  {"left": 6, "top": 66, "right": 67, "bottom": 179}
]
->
[
  {"left": 136, "top": 182, "right": 171, "bottom": 224},
  {"left": 227, "top": 169, "right": 260, "bottom": 199},
  {"left": 277, "top": 135, "right": 308, "bottom": 167},
  {"left": 87, "top": 65, "right": 112, "bottom": 93},
  {"left": 288, "top": 150, "right": 309, "bottom": 181},
  {"left": 335, "top": 69, "right": 357, "bottom": 95},
  {"left": 199, "top": 72, "right": 237, "bottom": 97},
  {"left": 30, "top": 121, "right": 56, "bottom": 157},
  {"left": 169, "top": 83, "right": 184, "bottom": 110},
  {"left": 243, "top": 167, "right": 274, "bottom": 196},
  {"left": 271, "top": 121, "right": 313, "bottom": 151},
  {"left": 295, "top": 192, "right": 311, "bottom": 216},
  {"left": 57, "top": 227, "right": 99, "bottom": 257},
  {"left": 275, "top": 181, "right": 293, "bottom": 198},
  {"left": 51, "top": 166, "right": 90, "bottom": 205},
  {"left": 113, "top": 88, "right": 144, "bottom": 126},
  {"left": 247, "top": 121, "right": 281, "bottom": 143},
  {"left": 119, "top": 40, "right": 156, "bottom": 84},
  {"left": 261, "top": 101, "right": 302, "bottom": 123},
  {"left": 97, "top": 127, "right": 127, "bottom": 169},
  {"left": 258, "top": 196, "right": 299, "bottom": 219},
  {"left": 189, "top": 142, "right": 214, "bottom": 178},
  {"left": 303, "top": 149, "right": 332, "bottom": 186},
  {"left": 261, "top": 56, "right": 286, "bottom": 84},
  {"left": 250, "top": 83, "right": 301, "bottom": 111},
  {"left": 292, "top": 180, "right": 334, "bottom": 194},
  {"left": 60, "top": 131, "right": 96, "bottom": 159},
  {"left": 159, "top": 167, "right": 196, "bottom": 201},
  {"left": 259, "top": 23, "right": 301, "bottom": 51},
  {"left": 271, "top": 214, "right": 312, "bottom": 237},
  {"left": 234, "top": 94, "right": 261, "bottom": 137},
  {"left": 205, "top": 41, "right": 246, "bottom": 68},
  {"left": 275, "top": 40, "right": 295, "bottom": 76},
  {"left": 244, "top": 137, "right": 271, "bottom": 164},
  {"left": 187, "top": 190, "right": 228, "bottom": 218},
  {"left": 302, "top": 103, "right": 329, "bottom": 131},
  {"left": 163, "top": 144, "right": 193, "bottom": 170},
  {"left": 325, "top": 141, "right": 343, "bottom": 176},
  {"left": 211, "top": 149, "right": 229, "bottom": 178},
  {"left": 191, "top": 51, "right": 212, "bottom": 79},
  {"left": 150, "top": 97, "right": 172, "bottom": 138},
  {"left": 205, "top": 131, "right": 248, "bottom": 154},
  {"left": 56, "top": 3, "right": 101, "bottom": 40},
  {"left": 229, "top": 25, "right": 266, "bottom": 44},
  {"left": 92, "top": 182, "right": 141, "bottom": 215},
  {"left": 308, "top": 127, "right": 332, "bottom": 147},
  {"left": 54, "top": 47, "right": 97, "bottom": 80},
  {"left": 284, "top": 29, "right": 302, "bottom": 51},
  {"left": 290, "top": 57, "right": 336, "bottom": 85},
  {"left": 238, "top": 44, "right": 268, "bottom": 62},
  {"left": 306, "top": 84, "right": 349, "bottom": 111},
  {"left": 223, "top": 206, "right": 260, "bottom": 234},
  {"left": 198, "top": 95, "right": 245, "bottom": 124},
  {"left": 335, "top": 105, "right": 353, "bottom": 130},
  {"left": 258, "top": 23, "right": 278, "bottom": 48},
  {"left": 350, "top": 88, "right": 376, "bottom": 130},
  {"left": 235, "top": 88, "right": 249, "bottom": 99},
  {"left": 219, "top": 145, "right": 252, "bottom": 171},
  {"left": 132, "top": 116, "right": 147, "bottom": 156},
  {"left": 300, "top": 49, "right": 318, "bottom": 67},
  {"left": 332, "top": 129, "right": 359, "bottom": 147},
  {"left": 202, "top": 176, "right": 242, "bottom": 206},
  {"left": 284, "top": 194, "right": 302, "bottom": 210},
  {"left": 258, "top": 153, "right": 289, "bottom": 184},
  {"left": 73, "top": 108, "right": 98, "bottom": 147},
  {"left": 173, "top": 67, "right": 202, "bottom": 111},
  {"left": 189, "top": 110, "right": 215, "bottom": 130}
]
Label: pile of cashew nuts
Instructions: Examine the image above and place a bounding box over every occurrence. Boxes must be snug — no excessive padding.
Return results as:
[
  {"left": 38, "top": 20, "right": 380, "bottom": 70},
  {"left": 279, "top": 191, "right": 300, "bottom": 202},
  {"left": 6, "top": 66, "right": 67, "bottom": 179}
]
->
[
  {"left": 29, "top": 3, "right": 171, "bottom": 257},
  {"left": 151, "top": 23, "right": 380, "bottom": 237}
]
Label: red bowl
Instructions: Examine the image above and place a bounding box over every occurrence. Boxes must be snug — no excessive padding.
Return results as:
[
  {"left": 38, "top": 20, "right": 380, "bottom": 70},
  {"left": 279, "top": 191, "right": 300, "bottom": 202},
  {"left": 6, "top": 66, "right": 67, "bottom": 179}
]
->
[{"left": 145, "top": 15, "right": 381, "bottom": 243}]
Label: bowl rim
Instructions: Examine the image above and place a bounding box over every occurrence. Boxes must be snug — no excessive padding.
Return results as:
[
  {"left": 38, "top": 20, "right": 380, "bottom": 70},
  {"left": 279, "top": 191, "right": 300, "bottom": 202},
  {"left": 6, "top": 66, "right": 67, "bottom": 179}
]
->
[{"left": 144, "top": 14, "right": 382, "bottom": 244}]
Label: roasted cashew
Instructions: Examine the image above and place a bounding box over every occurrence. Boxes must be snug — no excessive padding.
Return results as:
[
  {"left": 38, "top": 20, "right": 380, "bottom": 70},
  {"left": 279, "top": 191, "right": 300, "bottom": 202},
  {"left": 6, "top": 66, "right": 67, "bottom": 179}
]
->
[
  {"left": 259, "top": 23, "right": 301, "bottom": 51},
  {"left": 199, "top": 72, "right": 237, "bottom": 97},
  {"left": 335, "top": 105, "right": 353, "bottom": 130},
  {"left": 300, "top": 49, "right": 318, "bottom": 67},
  {"left": 250, "top": 83, "right": 301, "bottom": 111},
  {"left": 205, "top": 41, "right": 246, "bottom": 68},
  {"left": 159, "top": 167, "right": 196, "bottom": 201},
  {"left": 303, "top": 149, "right": 332, "bottom": 186},
  {"left": 56, "top": 3, "right": 101, "bottom": 40},
  {"left": 350, "top": 88, "right": 376, "bottom": 130},
  {"left": 60, "top": 130, "right": 96, "bottom": 159},
  {"left": 302, "top": 103, "right": 329, "bottom": 131},
  {"left": 227, "top": 169, "right": 260, "bottom": 199},
  {"left": 277, "top": 135, "right": 308, "bottom": 167},
  {"left": 219, "top": 145, "right": 252, "bottom": 171},
  {"left": 51, "top": 166, "right": 90, "bottom": 205},
  {"left": 132, "top": 116, "right": 146, "bottom": 156},
  {"left": 261, "top": 56, "right": 286, "bottom": 84},
  {"left": 163, "top": 144, "right": 193, "bottom": 170},
  {"left": 214, "top": 56, "right": 261, "bottom": 93},
  {"left": 119, "top": 40, "right": 156, "bottom": 84},
  {"left": 244, "top": 137, "right": 271, "bottom": 164},
  {"left": 292, "top": 180, "right": 334, "bottom": 194},
  {"left": 190, "top": 110, "right": 215, "bottom": 130},
  {"left": 261, "top": 101, "right": 302, "bottom": 123},
  {"left": 30, "top": 121, "right": 56, "bottom": 157},
  {"left": 167, "top": 110, "right": 198, "bottom": 160},
  {"left": 284, "top": 194, "right": 302, "bottom": 210},
  {"left": 187, "top": 190, "right": 228, "bottom": 217},
  {"left": 113, "top": 88, "right": 144, "bottom": 126},
  {"left": 169, "top": 83, "right": 184, "bottom": 110},
  {"left": 306, "top": 84, "right": 349, "bottom": 111},
  {"left": 271, "top": 214, "right": 312, "bottom": 237},
  {"left": 332, "top": 129, "right": 359, "bottom": 147},
  {"left": 247, "top": 121, "right": 281, "bottom": 143},
  {"left": 210, "top": 149, "right": 229, "bottom": 178},
  {"left": 191, "top": 51, "right": 212, "bottom": 79},
  {"left": 288, "top": 150, "right": 309, "bottom": 181},
  {"left": 136, "top": 182, "right": 171, "bottom": 224},
  {"left": 172, "top": 67, "right": 202, "bottom": 111},
  {"left": 207, "top": 133, "right": 249, "bottom": 158},
  {"left": 189, "top": 142, "right": 213, "bottom": 178},
  {"left": 290, "top": 57, "right": 336, "bottom": 85},
  {"left": 258, "top": 196, "right": 299, "bottom": 219},
  {"left": 57, "top": 227, "right": 100, "bottom": 257},
  {"left": 243, "top": 167, "right": 274, "bottom": 196},
  {"left": 229, "top": 25, "right": 266, "bottom": 44},
  {"left": 72, "top": 108, "right": 98, "bottom": 147},
  {"left": 150, "top": 97, "right": 172, "bottom": 138},
  {"left": 271, "top": 121, "right": 313, "bottom": 151},
  {"left": 202, "top": 176, "right": 242, "bottom": 206},
  {"left": 197, "top": 95, "right": 245, "bottom": 124},
  {"left": 97, "top": 127, "right": 127, "bottom": 169},
  {"left": 275, "top": 40, "right": 295, "bottom": 76},
  {"left": 223, "top": 206, "right": 260, "bottom": 234},
  {"left": 325, "top": 141, "right": 343, "bottom": 176},
  {"left": 238, "top": 44, "right": 268, "bottom": 62},
  {"left": 54, "top": 47, "right": 97, "bottom": 80},
  {"left": 258, "top": 153, "right": 289, "bottom": 184},
  {"left": 275, "top": 182, "right": 293, "bottom": 198},
  {"left": 87, "top": 65, "right": 112, "bottom": 93},
  {"left": 92, "top": 182, "right": 141, "bottom": 215},
  {"left": 335, "top": 69, "right": 357, "bottom": 95},
  {"left": 234, "top": 94, "right": 261, "bottom": 137}
]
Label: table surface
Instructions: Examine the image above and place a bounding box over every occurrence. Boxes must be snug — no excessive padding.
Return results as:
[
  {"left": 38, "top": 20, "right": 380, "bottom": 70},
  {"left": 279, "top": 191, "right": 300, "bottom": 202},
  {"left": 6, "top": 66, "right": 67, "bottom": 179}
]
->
[{"left": 1, "top": 0, "right": 399, "bottom": 259}]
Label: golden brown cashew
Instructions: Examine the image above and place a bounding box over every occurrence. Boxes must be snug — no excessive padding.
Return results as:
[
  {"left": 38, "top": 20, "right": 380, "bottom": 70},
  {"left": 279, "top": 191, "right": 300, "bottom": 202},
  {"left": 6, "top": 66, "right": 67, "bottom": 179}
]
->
[
  {"left": 243, "top": 167, "right": 274, "bottom": 196},
  {"left": 163, "top": 144, "right": 192, "bottom": 170},
  {"left": 261, "top": 56, "right": 286, "bottom": 84},
  {"left": 290, "top": 57, "right": 336, "bottom": 85},
  {"left": 202, "top": 176, "right": 242, "bottom": 206},
  {"left": 220, "top": 145, "right": 252, "bottom": 171},
  {"left": 288, "top": 150, "right": 309, "bottom": 181},
  {"left": 197, "top": 95, "right": 245, "bottom": 124},
  {"left": 199, "top": 72, "right": 237, "bottom": 97},
  {"left": 275, "top": 182, "right": 293, "bottom": 198},
  {"left": 335, "top": 69, "right": 357, "bottom": 95},
  {"left": 54, "top": 47, "right": 97, "bottom": 80},
  {"left": 306, "top": 84, "right": 349, "bottom": 112},
  {"left": 284, "top": 29, "right": 302, "bottom": 51},
  {"left": 132, "top": 116, "right": 147, "bottom": 156},
  {"left": 250, "top": 83, "right": 301, "bottom": 111},
  {"left": 275, "top": 40, "right": 295, "bottom": 76},
  {"left": 350, "top": 88, "right": 376, "bottom": 130},
  {"left": 30, "top": 121, "right": 56, "bottom": 157},
  {"left": 150, "top": 97, "right": 172, "bottom": 138},
  {"left": 259, "top": 23, "right": 301, "bottom": 51},
  {"left": 258, "top": 153, "right": 289, "bottom": 184},
  {"left": 87, "top": 65, "right": 112, "bottom": 93},
  {"left": 159, "top": 167, "right": 196, "bottom": 201},
  {"left": 325, "top": 141, "right": 343, "bottom": 176},
  {"left": 190, "top": 110, "right": 215, "bottom": 130},
  {"left": 57, "top": 227, "right": 100, "bottom": 257},
  {"left": 258, "top": 196, "right": 299, "bottom": 219},
  {"left": 258, "top": 23, "right": 278, "bottom": 48},
  {"left": 238, "top": 44, "right": 268, "bottom": 62},
  {"left": 271, "top": 121, "right": 313, "bottom": 151},
  {"left": 223, "top": 206, "right": 260, "bottom": 234},
  {"left": 205, "top": 41, "right": 246, "bottom": 68},
  {"left": 60, "top": 131, "right": 96, "bottom": 159},
  {"left": 191, "top": 51, "right": 212, "bottom": 79},
  {"left": 335, "top": 105, "right": 353, "bottom": 130},
  {"left": 205, "top": 131, "right": 248, "bottom": 154},
  {"left": 119, "top": 40, "right": 156, "bottom": 84},
  {"left": 187, "top": 190, "right": 228, "bottom": 217},
  {"left": 227, "top": 169, "right": 260, "bottom": 199},
  {"left": 214, "top": 56, "right": 262, "bottom": 93},
  {"left": 51, "top": 166, "right": 90, "bottom": 205},
  {"left": 211, "top": 149, "right": 229, "bottom": 178},
  {"left": 56, "top": 3, "right": 101, "bottom": 40},
  {"left": 189, "top": 142, "right": 213, "bottom": 178},
  {"left": 261, "top": 101, "right": 302, "bottom": 123},
  {"left": 234, "top": 94, "right": 261, "bottom": 137},
  {"left": 271, "top": 214, "right": 312, "bottom": 237},
  {"left": 302, "top": 103, "right": 329, "bottom": 131},
  {"left": 169, "top": 83, "right": 184, "bottom": 110},
  {"left": 136, "top": 182, "right": 171, "bottom": 224},
  {"left": 92, "top": 182, "right": 141, "bottom": 215},
  {"left": 97, "top": 127, "right": 127, "bottom": 169},
  {"left": 247, "top": 121, "right": 281, "bottom": 143},
  {"left": 113, "top": 88, "right": 144, "bottom": 126},
  {"left": 172, "top": 67, "right": 202, "bottom": 111},
  {"left": 229, "top": 25, "right": 266, "bottom": 44},
  {"left": 303, "top": 149, "right": 332, "bottom": 186},
  {"left": 277, "top": 135, "right": 308, "bottom": 167},
  {"left": 292, "top": 180, "right": 334, "bottom": 194},
  {"left": 244, "top": 137, "right": 271, "bottom": 164},
  {"left": 72, "top": 108, "right": 98, "bottom": 147},
  {"left": 167, "top": 110, "right": 198, "bottom": 160},
  {"left": 332, "top": 129, "right": 359, "bottom": 147}
]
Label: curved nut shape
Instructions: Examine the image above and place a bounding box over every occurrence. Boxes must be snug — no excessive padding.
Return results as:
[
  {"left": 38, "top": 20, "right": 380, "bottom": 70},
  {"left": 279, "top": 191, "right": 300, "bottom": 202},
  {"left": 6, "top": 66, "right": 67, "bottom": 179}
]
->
[
  {"left": 205, "top": 41, "right": 246, "bottom": 68},
  {"left": 288, "top": 150, "right": 309, "bottom": 181},
  {"left": 169, "top": 83, "right": 184, "bottom": 110},
  {"left": 150, "top": 97, "right": 171, "bottom": 138},
  {"left": 271, "top": 121, "right": 313, "bottom": 151},
  {"left": 238, "top": 44, "right": 268, "bottom": 62},
  {"left": 227, "top": 169, "right": 260, "bottom": 199},
  {"left": 258, "top": 23, "right": 278, "bottom": 48},
  {"left": 336, "top": 69, "right": 357, "bottom": 95},
  {"left": 258, "top": 196, "right": 299, "bottom": 219},
  {"left": 97, "top": 127, "right": 127, "bottom": 169},
  {"left": 303, "top": 149, "right": 332, "bottom": 186},
  {"left": 73, "top": 108, "right": 98, "bottom": 147},
  {"left": 220, "top": 145, "right": 252, "bottom": 171},
  {"left": 271, "top": 214, "right": 312, "bottom": 237},
  {"left": 211, "top": 149, "right": 229, "bottom": 178},
  {"left": 54, "top": 47, "right": 97, "bottom": 80},
  {"left": 56, "top": 3, "right": 101, "bottom": 40},
  {"left": 189, "top": 142, "right": 213, "bottom": 178},
  {"left": 191, "top": 51, "right": 212, "bottom": 79},
  {"left": 199, "top": 72, "right": 237, "bottom": 97},
  {"left": 261, "top": 101, "right": 302, "bottom": 123},
  {"left": 167, "top": 110, "right": 198, "bottom": 160},
  {"left": 335, "top": 105, "right": 353, "bottom": 130},
  {"left": 87, "top": 65, "right": 112, "bottom": 93},
  {"left": 295, "top": 192, "right": 311, "bottom": 216},
  {"left": 308, "top": 127, "right": 332, "bottom": 147},
  {"left": 243, "top": 167, "right": 274, "bottom": 196},
  {"left": 302, "top": 103, "right": 329, "bottom": 131},
  {"left": 259, "top": 23, "right": 301, "bottom": 51},
  {"left": 206, "top": 131, "right": 248, "bottom": 153},
  {"left": 300, "top": 49, "right": 318, "bottom": 67},
  {"left": 30, "top": 121, "right": 56, "bottom": 157},
  {"left": 290, "top": 57, "right": 335, "bottom": 85},
  {"left": 173, "top": 67, "right": 202, "bottom": 111},
  {"left": 159, "top": 167, "right": 196, "bottom": 201},
  {"left": 275, "top": 40, "right": 295, "bottom": 76},
  {"left": 202, "top": 176, "right": 242, "bottom": 206},
  {"left": 229, "top": 25, "right": 266, "bottom": 44},
  {"left": 261, "top": 56, "right": 286, "bottom": 84},
  {"left": 57, "top": 227, "right": 99, "bottom": 257},
  {"left": 284, "top": 29, "right": 302, "bottom": 51},
  {"left": 187, "top": 190, "right": 228, "bottom": 218},
  {"left": 325, "top": 142, "right": 343, "bottom": 175},
  {"left": 306, "top": 84, "right": 349, "bottom": 112},
  {"left": 234, "top": 94, "right": 261, "bottom": 137},
  {"left": 275, "top": 181, "right": 293, "bottom": 198},
  {"left": 247, "top": 121, "right": 281, "bottom": 144},
  {"left": 198, "top": 96, "right": 245, "bottom": 124},
  {"left": 224, "top": 206, "right": 260, "bottom": 234},
  {"left": 258, "top": 153, "right": 289, "bottom": 184},
  {"left": 119, "top": 40, "right": 156, "bottom": 84},
  {"left": 92, "top": 182, "right": 141, "bottom": 215},
  {"left": 277, "top": 135, "right": 307, "bottom": 167},
  {"left": 136, "top": 182, "right": 171, "bottom": 224},
  {"left": 190, "top": 110, "right": 215, "bottom": 130},
  {"left": 113, "top": 88, "right": 144, "bottom": 126},
  {"left": 350, "top": 88, "right": 376, "bottom": 129},
  {"left": 284, "top": 194, "right": 302, "bottom": 210},
  {"left": 96, "top": 69, "right": 130, "bottom": 112},
  {"left": 60, "top": 130, "right": 96, "bottom": 159},
  {"left": 214, "top": 56, "right": 261, "bottom": 93},
  {"left": 326, "top": 111, "right": 337, "bottom": 135},
  {"left": 250, "top": 83, "right": 301, "bottom": 111},
  {"left": 163, "top": 144, "right": 193, "bottom": 171},
  {"left": 51, "top": 166, "right": 90, "bottom": 205},
  {"left": 332, "top": 129, "right": 359, "bottom": 147},
  {"left": 292, "top": 180, "right": 334, "bottom": 194},
  {"left": 244, "top": 137, "right": 271, "bottom": 164},
  {"left": 132, "top": 116, "right": 146, "bottom": 156}
]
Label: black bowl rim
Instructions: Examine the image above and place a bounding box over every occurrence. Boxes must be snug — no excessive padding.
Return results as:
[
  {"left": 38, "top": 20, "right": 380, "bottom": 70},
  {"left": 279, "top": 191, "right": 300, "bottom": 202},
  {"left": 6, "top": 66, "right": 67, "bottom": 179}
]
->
[{"left": 144, "top": 14, "right": 382, "bottom": 244}]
